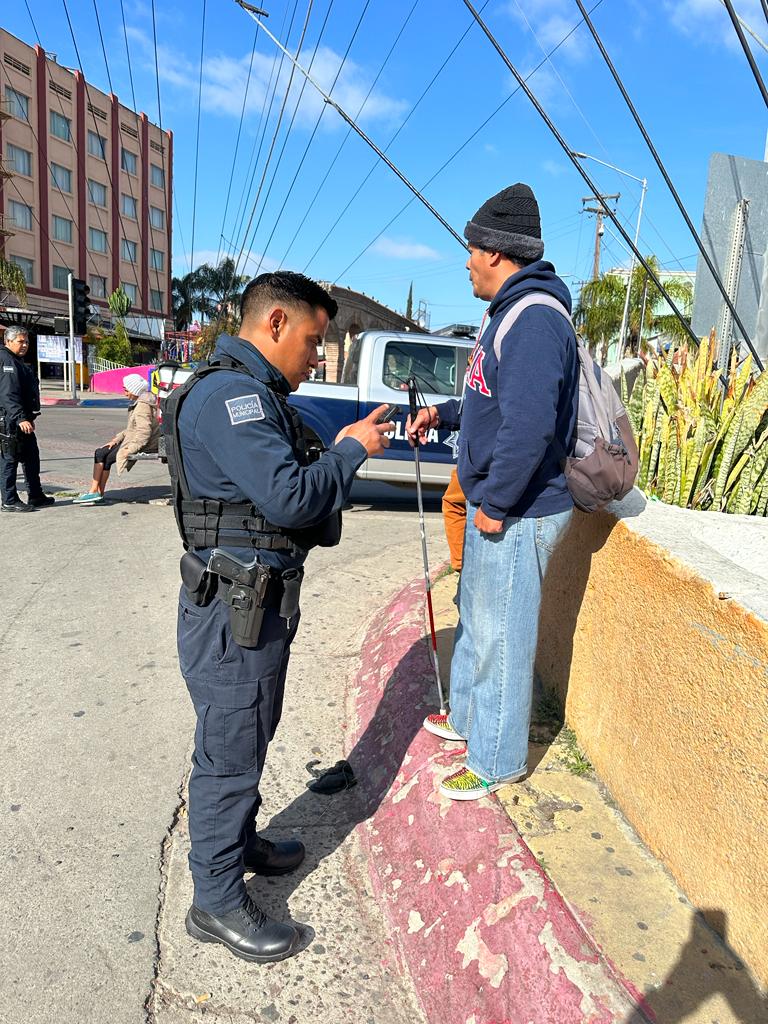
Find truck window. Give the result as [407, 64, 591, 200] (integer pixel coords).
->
[341, 337, 362, 385]
[382, 341, 456, 395]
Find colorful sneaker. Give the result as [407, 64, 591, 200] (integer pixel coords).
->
[439, 766, 509, 801]
[423, 713, 464, 742]
[73, 492, 103, 504]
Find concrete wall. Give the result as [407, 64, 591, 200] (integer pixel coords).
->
[536, 491, 768, 987]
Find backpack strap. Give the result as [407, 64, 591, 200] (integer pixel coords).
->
[492, 292, 573, 361]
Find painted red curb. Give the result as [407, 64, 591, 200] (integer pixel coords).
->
[41, 396, 79, 406]
[347, 576, 649, 1024]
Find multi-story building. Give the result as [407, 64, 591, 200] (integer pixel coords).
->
[0, 27, 172, 332]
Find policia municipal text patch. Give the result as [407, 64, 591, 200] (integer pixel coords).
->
[225, 393, 265, 425]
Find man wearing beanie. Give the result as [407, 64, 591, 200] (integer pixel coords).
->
[74, 372, 160, 503]
[408, 183, 579, 800]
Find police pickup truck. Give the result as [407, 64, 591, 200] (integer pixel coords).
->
[156, 330, 475, 487]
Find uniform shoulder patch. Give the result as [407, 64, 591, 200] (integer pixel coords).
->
[3, 366, 14, 373]
[225, 392, 265, 426]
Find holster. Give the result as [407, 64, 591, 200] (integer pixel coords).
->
[0, 411, 19, 460]
[179, 551, 217, 607]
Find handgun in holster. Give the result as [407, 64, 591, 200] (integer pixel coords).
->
[0, 410, 19, 459]
[208, 549, 271, 648]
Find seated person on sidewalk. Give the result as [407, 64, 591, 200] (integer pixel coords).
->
[74, 374, 159, 504]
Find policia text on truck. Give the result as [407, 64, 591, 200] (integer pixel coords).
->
[164, 271, 394, 964]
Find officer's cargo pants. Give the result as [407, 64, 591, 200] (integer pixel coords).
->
[1, 431, 43, 505]
[177, 586, 299, 914]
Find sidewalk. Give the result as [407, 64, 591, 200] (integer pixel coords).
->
[362, 571, 765, 1024]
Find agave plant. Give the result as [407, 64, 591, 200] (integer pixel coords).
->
[626, 336, 768, 515]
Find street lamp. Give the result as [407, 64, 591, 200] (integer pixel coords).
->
[572, 152, 648, 357]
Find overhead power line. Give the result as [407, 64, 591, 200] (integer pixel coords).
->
[278, 0, 412, 270]
[453, 1, 700, 352]
[572, 0, 763, 370]
[303, 0, 488, 274]
[236, 0, 466, 249]
[721, 0, 768, 106]
[190, 0, 208, 268]
[333, 0, 605, 284]
[214, 26, 261, 271]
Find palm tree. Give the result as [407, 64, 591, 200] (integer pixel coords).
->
[575, 256, 694, 364]
[195, 257, 248, 321]
[172, 271, 203, 331]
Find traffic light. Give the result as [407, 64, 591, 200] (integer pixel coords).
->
[72, 278, 90, 335]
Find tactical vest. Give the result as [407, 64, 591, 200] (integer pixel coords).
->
[163, 355, 341, 553]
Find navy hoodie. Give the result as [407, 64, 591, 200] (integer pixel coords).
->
[435, 261, 578, 520]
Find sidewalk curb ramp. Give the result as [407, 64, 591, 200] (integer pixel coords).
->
[348, 575, 649, 1024]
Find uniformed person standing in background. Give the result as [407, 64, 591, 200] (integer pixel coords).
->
[165, 272, 392, 964]
[0, 326, 55, 512]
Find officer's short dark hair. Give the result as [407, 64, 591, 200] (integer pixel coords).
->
[240, 272, 338, 324]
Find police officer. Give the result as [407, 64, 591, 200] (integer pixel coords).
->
[0, 326, 55, 511]
[167, 272, 392, 964]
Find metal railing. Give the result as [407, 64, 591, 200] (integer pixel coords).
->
[92, 357, 129, 373]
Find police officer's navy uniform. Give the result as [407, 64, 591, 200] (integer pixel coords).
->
[0, 343, 47, 508]
[172, 334, 366, 949]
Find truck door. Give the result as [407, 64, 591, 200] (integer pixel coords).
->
[360, 335, 471, 486]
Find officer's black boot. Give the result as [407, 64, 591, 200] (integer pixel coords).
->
[185, 897, 299, 963]
[243, 833, 306, 876]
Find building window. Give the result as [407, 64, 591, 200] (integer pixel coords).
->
[87, 179, 107, 207]
[9, 255, 34, 284]
[88, 130, 107, 159]
[122, 281, 137, 304]
[122, 238, 137, 263]
[121, 193, 137, 219]
[9, 200, 33, 231]
[4, 86, 29, 121]
[150, 205, 165, 230]
[52, 265, 72, 291]
[52, 215, 73, 243]
[90, 274, 107, 298]
[50, 110, 72, 141]
[150, 163, 164, 189]
[121, 148, 137, 175]
[50, 162, 72, 194]
[89, 227, 108, 254]
[150, 248, 164, 272]
[150, 288, 164, 312]
[7, 143, 32, 177]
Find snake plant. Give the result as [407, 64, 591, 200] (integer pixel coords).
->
[626, 336, 768, 515]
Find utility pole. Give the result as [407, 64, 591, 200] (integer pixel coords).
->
[582, 194, 619, 280]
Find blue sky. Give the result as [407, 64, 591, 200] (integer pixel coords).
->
[5, 0, 767, 326]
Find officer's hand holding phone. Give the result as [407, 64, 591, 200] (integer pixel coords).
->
[335, 404, 395, 456]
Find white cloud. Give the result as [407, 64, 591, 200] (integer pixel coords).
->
[505, 0, 591, 63]
[542, 158, 567, 176]
[126, 27, 406, 129]
[663, 0, 766, 52]
[372, 237, 441, 261]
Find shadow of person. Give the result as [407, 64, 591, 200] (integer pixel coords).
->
[626, 910, 768, 1024]
[249, 627, 447, 924]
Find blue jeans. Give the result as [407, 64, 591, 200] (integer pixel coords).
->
[448, 506, 573, 783]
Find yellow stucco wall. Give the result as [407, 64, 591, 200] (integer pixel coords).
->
[536, 511, 768, 987]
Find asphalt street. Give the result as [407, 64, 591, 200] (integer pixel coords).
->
[1, 403, 445, 1023]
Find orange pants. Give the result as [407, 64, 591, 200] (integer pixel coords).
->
[442, 467, 467, 571]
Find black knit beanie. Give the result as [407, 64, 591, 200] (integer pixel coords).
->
[464, 183, 544, 261]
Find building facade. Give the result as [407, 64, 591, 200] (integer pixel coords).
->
[0, 27, 172, 327]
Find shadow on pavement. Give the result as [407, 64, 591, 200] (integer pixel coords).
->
[252, 628, 444, 923]
[626, 910, 767, 1024]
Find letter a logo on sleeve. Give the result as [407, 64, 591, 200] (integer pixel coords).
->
[225, 393, 265, 425]
[466, 348, 491, 397]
